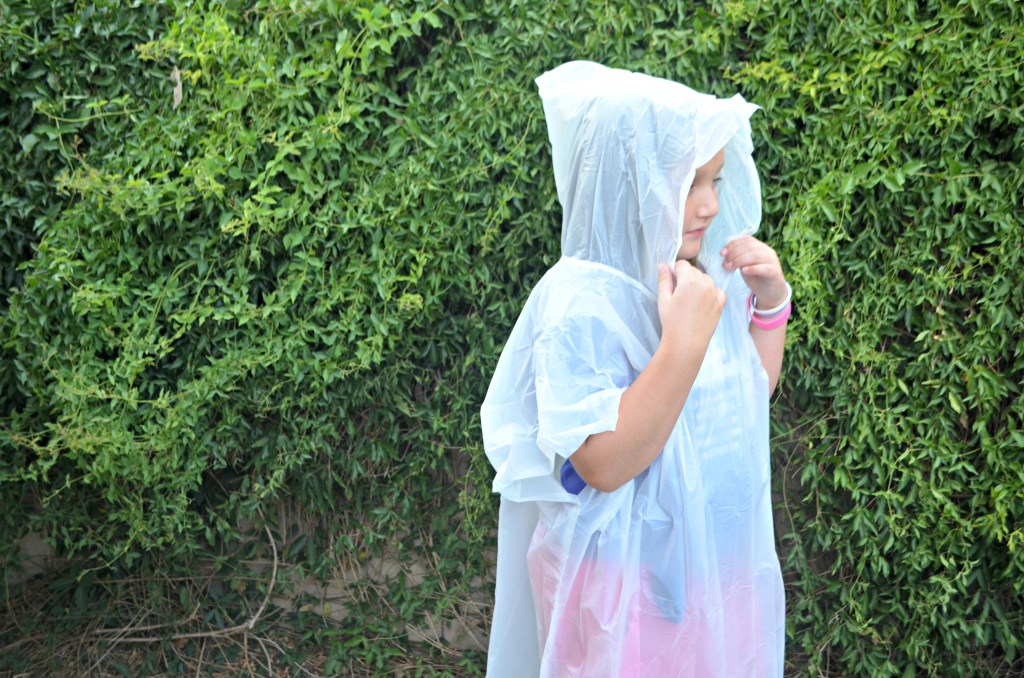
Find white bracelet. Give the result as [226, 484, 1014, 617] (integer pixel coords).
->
[751, 282, 792, 317]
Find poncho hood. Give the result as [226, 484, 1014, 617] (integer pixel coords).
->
[536, 60, 762, 292]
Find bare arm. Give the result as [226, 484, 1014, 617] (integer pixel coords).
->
[570, 261, 724, 493]
[750, 317, 787, 394]
[720, 236, 789, 394]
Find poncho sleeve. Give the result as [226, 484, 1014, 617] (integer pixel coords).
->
[535, 314, 632, 462]
[483, 311, 634, 504]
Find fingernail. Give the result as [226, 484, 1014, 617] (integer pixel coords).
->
[720, 248, 726, 255]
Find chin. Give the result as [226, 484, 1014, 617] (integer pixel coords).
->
[675, 244, 700, 261]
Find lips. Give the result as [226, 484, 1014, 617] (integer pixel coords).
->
[684, 228, 706, 238]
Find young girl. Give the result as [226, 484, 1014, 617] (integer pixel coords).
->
[481, 61, 789, 677]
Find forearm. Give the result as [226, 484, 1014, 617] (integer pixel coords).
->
[570, 339, 706, 493]
[750, 322, 786, 394]
[719, 236, 788, 393]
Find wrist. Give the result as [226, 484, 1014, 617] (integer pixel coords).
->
[752, 280, 790, 311]
[747, 284, 792, 330]
[749, 308, 790, 330]
[657, 328, 711, 367]
[754, 295, 786, 311]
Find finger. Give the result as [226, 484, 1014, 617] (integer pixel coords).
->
[738, 263, 781, 279]
[674, 259, 696, 284]
[724, 242, 765, 266]
[657, 263, 675, 299]
[725, 249, 774, 271]
[720, 235, 760, 257]
[678, 261, 712, 291]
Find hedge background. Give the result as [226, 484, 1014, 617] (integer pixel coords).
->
[1, 0, 1022, 675]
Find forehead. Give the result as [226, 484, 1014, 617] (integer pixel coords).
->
[695, 148, 726, 175]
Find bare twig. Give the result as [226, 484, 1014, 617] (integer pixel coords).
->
[0, 632, 47, 656]
[92, 602, 200, 634]
[195, 638, 206, 678]
[94, 521, 278, 645]
[253, 633, 274, 676]
[255, 635, 321, 678]
[86, 603, 153, 672]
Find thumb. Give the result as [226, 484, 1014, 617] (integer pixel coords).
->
[657, 262, 675, 300]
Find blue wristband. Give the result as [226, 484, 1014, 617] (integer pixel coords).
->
[560, 458, 587, 495]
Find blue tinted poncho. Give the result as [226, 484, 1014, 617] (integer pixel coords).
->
[481, 61, 785, 677]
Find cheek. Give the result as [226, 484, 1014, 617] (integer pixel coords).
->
[682, 195, 697, 226]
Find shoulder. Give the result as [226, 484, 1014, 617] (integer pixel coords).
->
[530, 258, 658, 335]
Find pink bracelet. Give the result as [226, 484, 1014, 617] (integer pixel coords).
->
[747, 292, 791, 330]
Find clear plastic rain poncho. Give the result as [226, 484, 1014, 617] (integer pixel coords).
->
[480, 62, 785, 677]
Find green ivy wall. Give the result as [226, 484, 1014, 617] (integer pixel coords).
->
[1, 0, 1021, 675]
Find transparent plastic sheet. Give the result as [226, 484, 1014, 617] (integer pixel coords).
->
[481, 62, 784, 677]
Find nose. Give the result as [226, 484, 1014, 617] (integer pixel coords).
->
[695, 185, 720, 219]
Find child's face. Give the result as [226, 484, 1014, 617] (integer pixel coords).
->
[676, 148, 725, 261]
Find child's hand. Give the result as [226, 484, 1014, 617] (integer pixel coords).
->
[720, 237, 788, 308]
[657, 260, 725, 351]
